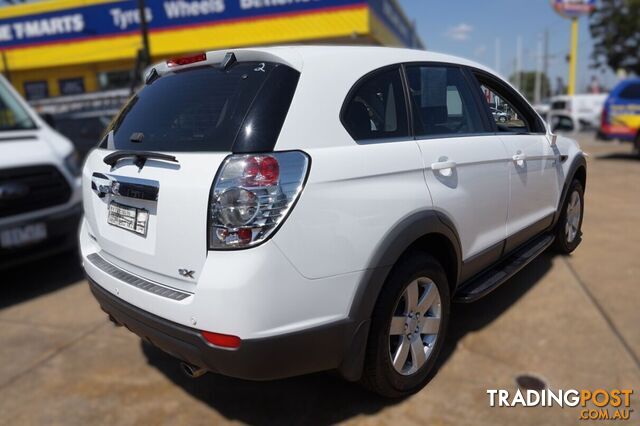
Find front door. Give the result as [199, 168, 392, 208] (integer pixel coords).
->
[473, 74, 561, 253]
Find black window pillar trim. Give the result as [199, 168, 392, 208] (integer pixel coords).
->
[398, 63, 415, 139]
[462, 66, 498, 133]
[231, 65, 301, 154]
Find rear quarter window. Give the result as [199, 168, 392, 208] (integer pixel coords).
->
[341, 66, 409, 143]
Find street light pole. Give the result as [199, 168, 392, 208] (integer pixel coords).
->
[137, 0, 151, 68]
[567, 17, 578, 96]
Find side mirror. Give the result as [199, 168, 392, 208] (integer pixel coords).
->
[40, 113, 56, 128]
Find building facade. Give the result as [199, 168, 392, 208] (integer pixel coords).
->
[0, 0, 422, 99]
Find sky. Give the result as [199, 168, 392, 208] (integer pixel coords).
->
[398, 0, 618, 94]
[0, 0, 618, 94]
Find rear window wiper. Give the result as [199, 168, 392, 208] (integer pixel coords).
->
[103, 150, 179, 170]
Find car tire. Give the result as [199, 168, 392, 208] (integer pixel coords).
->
[552, 179, 584, 254]
[499, 116, 507, 123]
[361, 252, 450, 398]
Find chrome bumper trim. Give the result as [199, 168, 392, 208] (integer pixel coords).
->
[87, 253, 192, 301]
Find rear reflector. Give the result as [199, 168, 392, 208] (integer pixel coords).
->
[201, 331, 241, 349]
[167, 53, 207, 67]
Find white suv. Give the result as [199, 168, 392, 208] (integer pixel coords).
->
[0, 75, 82, 269]
[80, 47, 586, 397]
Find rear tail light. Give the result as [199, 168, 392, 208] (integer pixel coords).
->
[167, 53, 207, 67]
[208, 151, 310, 249]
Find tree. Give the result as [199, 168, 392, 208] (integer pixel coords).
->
[508, 71, 552, 102]
[590, 0, 640, 75]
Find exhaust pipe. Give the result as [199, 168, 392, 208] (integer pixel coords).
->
[180, 362, 207, 379]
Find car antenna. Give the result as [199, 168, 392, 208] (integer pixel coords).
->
[145, 67, 159, 85]
[221, 52, 237, 70]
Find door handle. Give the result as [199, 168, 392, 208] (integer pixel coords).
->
[431, 161, 457, 177]
[512, 153, 527, 167]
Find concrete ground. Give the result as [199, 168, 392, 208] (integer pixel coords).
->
[0, 134, 638, 425]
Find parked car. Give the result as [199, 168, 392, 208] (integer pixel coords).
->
[0, 75, 82, 270]
[597, 78, 640, 152]
[548, 93, 607, 132]
[490, 107, 511, 122]
[80, 46, 586, 397]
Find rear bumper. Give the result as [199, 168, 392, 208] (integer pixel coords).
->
[89, 278, 358, 380]
[0, 203, 81, 270]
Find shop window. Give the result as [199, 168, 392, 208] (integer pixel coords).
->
[98, 70, 133, 90]
[59, 78, 86, 96]
[23, 81, 49, 101]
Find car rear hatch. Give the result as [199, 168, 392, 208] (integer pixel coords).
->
[82, 57, 299, 292]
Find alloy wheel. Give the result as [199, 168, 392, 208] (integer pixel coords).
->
[565, 190, 581, 243]
[388, 277, 442, 375]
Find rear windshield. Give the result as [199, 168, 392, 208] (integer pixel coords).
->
[102, 61, 299, 152]
[0, 81, 36, 132]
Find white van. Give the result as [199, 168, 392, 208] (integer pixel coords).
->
[0, 75, 82, 269]
[548, 93, 607, 132]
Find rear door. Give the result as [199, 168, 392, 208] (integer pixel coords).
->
[82, 61, 298, 290]
[472, 71, 560, 253]
[406, 64, 510, 277]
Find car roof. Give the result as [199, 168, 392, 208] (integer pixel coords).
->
[153, 45, 499, 80]
[222, 45, 495, 75]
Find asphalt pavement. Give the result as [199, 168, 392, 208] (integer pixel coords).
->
[0, 133, 638, 425]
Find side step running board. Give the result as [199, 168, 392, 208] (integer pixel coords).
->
[454, 234, 555, 303]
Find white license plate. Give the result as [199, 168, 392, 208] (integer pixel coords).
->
[107, 202, 149, 236]
[0, 222, 47, 248]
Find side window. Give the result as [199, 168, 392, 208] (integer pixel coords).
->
[405, 65, 487, 137]
[342, 67, 409, 142]
[479, 84, 530, 133]
[473, 72, 546, 134]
